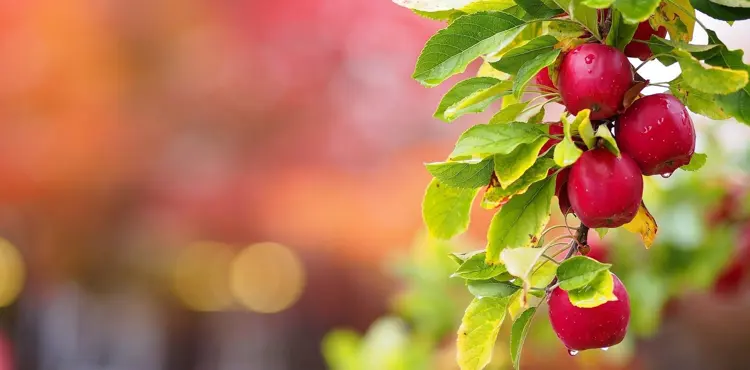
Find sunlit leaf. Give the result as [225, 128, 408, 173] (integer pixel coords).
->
[554, 0, 600, 38]
[709, 0, 750, 7]
[605, 10, 639, 50]
[413, 12, 527, 86]
[454, 252, 509, 279]
[516, 0, 564, 18]
[615, 0, 660, 23]
[690, 0, 750, 20]
[567, 270, 618, 308]
[510, 308, 537, 370]
[423, 179, 480, 239]
[651, 0, 695, 42]
[578, 118, 595, 149]
[680, 152, 707, 172]
[595, 125, 620, 157]
[426, 157, 495, 188]
[623, 201, 658, 248]
[513, 49, 562, 98]
[669, 77, 729, 120]
[673, 49, 748, 95]
[556, 256, 613, 291]
[494, 138, 548, 188]
[501, 247, 546, 285]
[486, 177, 556, 263]
[450, 123, 548, 158]
[482, 157, 557, 209]
[467, 279, 520, 297]
[456, 297, 510, 370]
[491, 35, 559, 75]
[435, 78, 511, 122]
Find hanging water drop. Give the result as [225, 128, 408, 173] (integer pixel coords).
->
[660, 172, 673, 179]
[568, 349, 579, 356]
[601, 347, 609, 352]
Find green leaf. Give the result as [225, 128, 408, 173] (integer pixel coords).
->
[681, 152, 707, 171]
[529, 259, 559, 288]
[615, 0, 661, 23]
[690, 0, 750, 20]
[454, 252, 509, 279]
[322, 330, 361, 370]
[556, 256, 613, 291]
[642, 36, 718, 66]
[567, 270, 618, 308]
[513, 49, 562, 98]
[394, 0, 514, 12]
[482, 157, 557, 209]
[553, 137, 583, 167]
[494, 138, 548, 188]
[423, 179, 480, 239]
[516, 0, 565, 18]
[413, 12, 527, 86]
[490, 102, 530, 124]
[435, 78, 511, 122]
[651, 0, 695, 42]
[669, 77, 729, 120]
[578, 117, 595, 149]
[595, 228, 609, 239]
[462, 0, 522, 13]
[595, 125, 620, 157]
[545, 20, 587, 39]
[583, 0, 614, 7]
[709, 0, 750, 7]
[605, 10, 639, 50]
[555, 0, 601, 39]
[450, 250, 484, 265]
[491, 35, 559, 75]
[486, 177, 556, 263]
[413, 9, 464, 21]
[698, 30, 750, 124]
[500, 247, 546, 286]
[510, 308, 537, 370]
[467, 279, 520, 297]
[674, 49, 748, 95]
[426, 157, 495, 188]
[456, 297, 510, 370]
[450, 122, 548, 158]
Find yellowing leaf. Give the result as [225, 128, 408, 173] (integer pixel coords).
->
[494, 137, 548, 188]
[674, 49, 749, 95]
[651, 0, 695, 42]
[623, 201, 658, 248]
[456, 297, 510, 370]
[567, 270, 618, 308]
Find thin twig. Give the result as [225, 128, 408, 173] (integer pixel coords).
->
[544, 224, 590, 294]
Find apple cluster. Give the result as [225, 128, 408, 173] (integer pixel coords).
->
[538, 22, 695, 353]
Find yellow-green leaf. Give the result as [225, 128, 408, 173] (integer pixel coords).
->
[553, 137, 583, 167]
[669, 77, 729, 120]
[567, 270, 618, 308]
[651, 0, 695, 42]
[674, 49, 748, 95]
[623, 201, 658, 248]
[426, 157, 495, 188]
[454, 252, 509, 279]
[595, 125, 620, 157]
[451, 123, 548, 158]
[486, 177, 556, 263]
[494, 138, 548, 188]
[501, 247, 546, 285]
[456, 297, 510, 370]
[510, 308, 537, 370]
[680, 152, 707, 172]
[556, 256, 612, 291]
[423, 179, 480, 239]
[482, 157, 557, 209]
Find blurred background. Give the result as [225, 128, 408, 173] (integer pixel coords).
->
[0, 1, 749, 369]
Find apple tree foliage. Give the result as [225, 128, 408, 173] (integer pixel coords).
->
[392, 0, 750, 369]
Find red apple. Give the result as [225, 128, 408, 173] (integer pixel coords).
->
[615, 93, 695, 176]
[555, 167, 573, 215]
[568, 148, 643, 228]
[540, 122, 563, 154]
[624, 21, 668, 61]
[558, 44, 633, 120]
[548, 273, 630, 351]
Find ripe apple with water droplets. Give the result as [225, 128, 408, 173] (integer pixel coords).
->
[568, 148, 643, 228]
[558, 44, 633, 120]
[615, 94, 695, 176]
[548, 273, 630, 351]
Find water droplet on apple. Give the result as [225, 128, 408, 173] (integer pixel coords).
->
[585, 54, 595, 64]
[601, 347, 609, 352]
[660, 172, 673, 178]
[568, 349, 579, 356]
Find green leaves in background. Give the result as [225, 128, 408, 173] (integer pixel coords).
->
[435, 78, 511, 122]
[566, 270, 618, 308]
[513, 49, 561, 97]
[509, 308, 537, 370]
[450, 123, 548, 158]
[426, 157, 495, 188]
[491, 35, 559, 75]
[494, 138, 548, 188]
[669, 77, 729, 120]
[605, 10, 639, 50]
[486, 176, 556, 263]
[456, 297, 510, 370]
[556, 256, 613, 291]
[423, 179, 479, 239]
[690, 0, 750, 20]
[453, 252, 509, 279]
[413, 12, 527, 86]
[681, 152, 708, 171]
[673, 49, 748, 95]
[482, 157, 557, 209]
